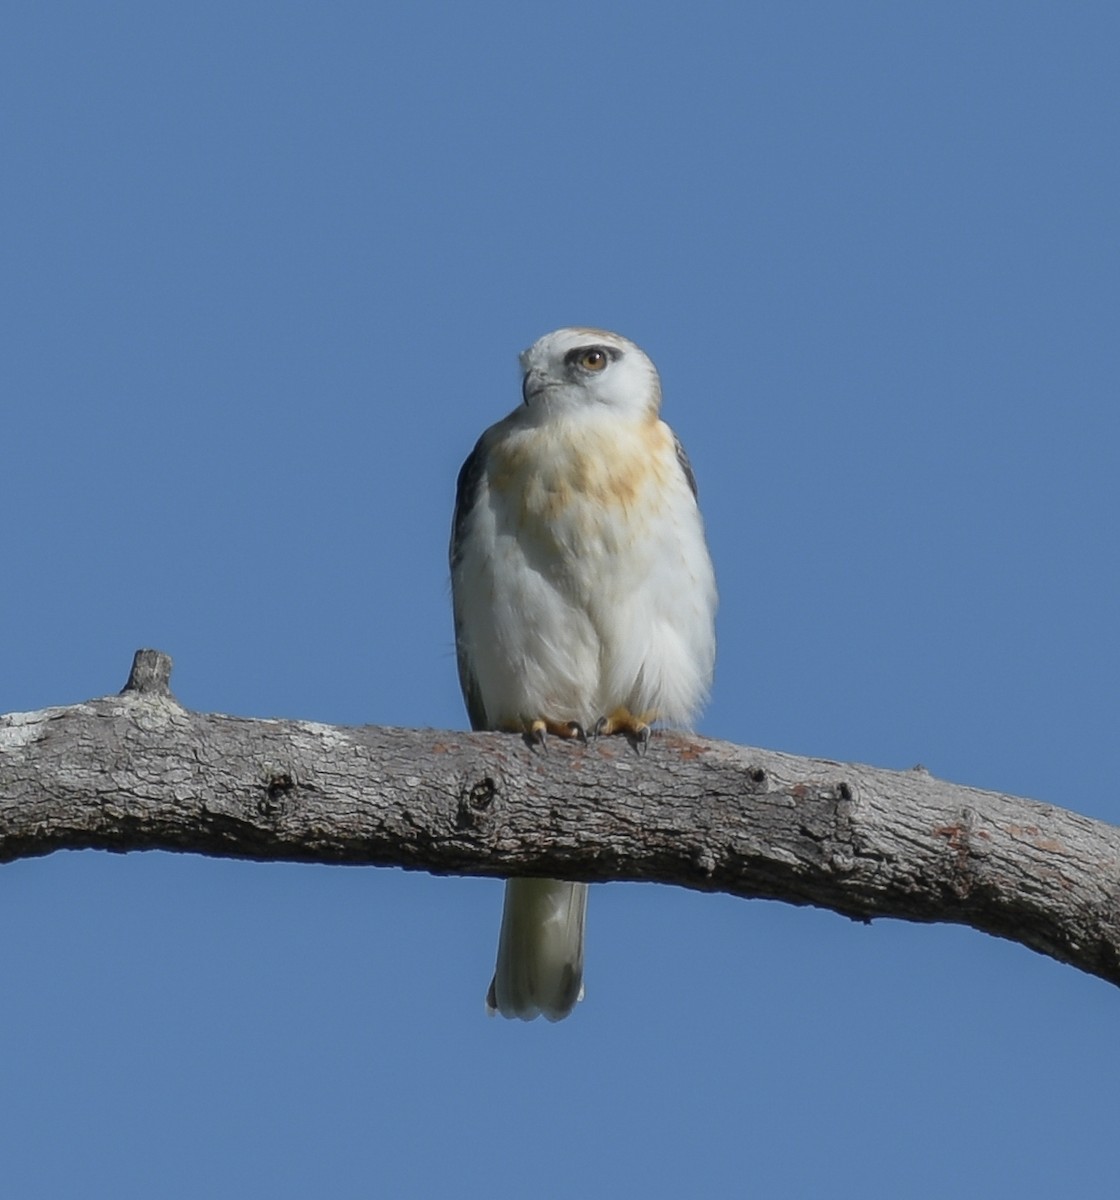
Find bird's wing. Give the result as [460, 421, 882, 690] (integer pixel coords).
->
[450, 436, 490, 731]
[672, 430, 699, 499]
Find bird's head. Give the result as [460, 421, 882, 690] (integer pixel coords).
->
[518, 328, 662, 422]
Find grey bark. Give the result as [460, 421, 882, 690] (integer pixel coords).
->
[2, 649, 1119, 986]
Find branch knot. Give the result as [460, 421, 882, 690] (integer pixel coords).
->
[457, 776, 498, 829]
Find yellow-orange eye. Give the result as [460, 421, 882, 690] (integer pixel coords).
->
[578, 348, 609, 372]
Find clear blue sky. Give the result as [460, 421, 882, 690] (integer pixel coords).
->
[3, 3, 1118, 1196]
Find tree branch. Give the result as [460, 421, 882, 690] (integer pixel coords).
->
[3, 649, 1119, 986]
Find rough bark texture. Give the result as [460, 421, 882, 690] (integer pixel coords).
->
[3, 650, 1119, 986]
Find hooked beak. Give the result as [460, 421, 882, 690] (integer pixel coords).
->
[521, 368, 547, 405]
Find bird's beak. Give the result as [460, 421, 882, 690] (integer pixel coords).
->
[522, 368, 546, 405]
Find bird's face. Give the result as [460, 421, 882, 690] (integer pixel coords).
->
[519, 328, 662, 421]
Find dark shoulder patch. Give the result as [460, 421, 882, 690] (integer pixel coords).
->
[450, 436, 487, 569]
[450, 437, 490, 731]
[673, 432, 699, 500]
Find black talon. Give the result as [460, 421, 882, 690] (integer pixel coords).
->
[567, 721, 589, 743]
[633, 725, 652, 756]
[591, 716, 609, 741]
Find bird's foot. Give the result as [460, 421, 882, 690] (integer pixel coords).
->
[591, 709, 654, 755]
[526, 718, 589, 751]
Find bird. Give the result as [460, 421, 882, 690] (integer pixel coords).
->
[450, 327, 717, 1021]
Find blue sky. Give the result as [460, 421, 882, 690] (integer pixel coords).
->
[2, 3, 1118, 1196]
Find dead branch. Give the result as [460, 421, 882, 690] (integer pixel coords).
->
[2, 649, 1118, 986]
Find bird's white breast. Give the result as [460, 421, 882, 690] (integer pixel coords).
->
[455, 408, 716, 731]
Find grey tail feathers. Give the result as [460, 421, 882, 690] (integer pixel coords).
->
[486, 878, 587, 1022]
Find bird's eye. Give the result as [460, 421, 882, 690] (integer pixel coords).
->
[578, 348, 609, 372]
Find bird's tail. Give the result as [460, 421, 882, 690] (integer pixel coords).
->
[486, 878, 587, 1022]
